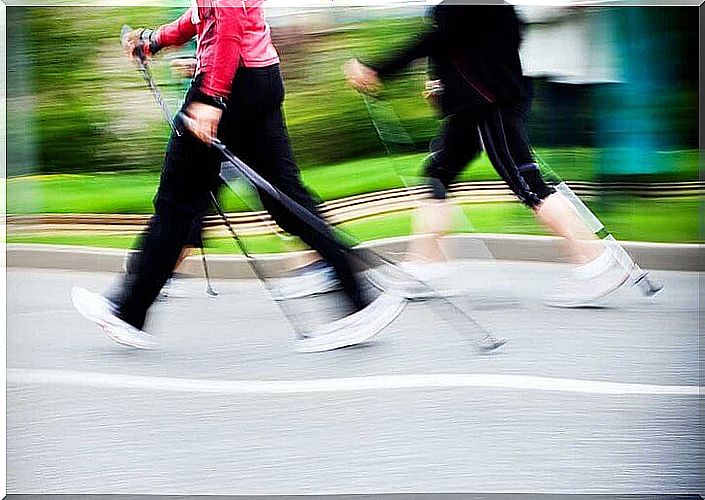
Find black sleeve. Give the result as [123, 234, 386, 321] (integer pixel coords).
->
[365, 28, 441, 79]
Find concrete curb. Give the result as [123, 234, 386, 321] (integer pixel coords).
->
[6, 235, 701, 278]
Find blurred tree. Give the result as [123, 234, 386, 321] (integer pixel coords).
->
[7, 8, 37, 178]
[4, 6, 697, 176]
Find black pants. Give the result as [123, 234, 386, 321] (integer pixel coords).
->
[114, 65, 366, 330]
[115, 214, 203, 280]
[184, 215, 204, 248]
[425, 103, 554, 207]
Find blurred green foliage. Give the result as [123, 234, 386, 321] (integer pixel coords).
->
[7, 7, 173, 175]
[6, 6, 699, 177]
[7, 9, 437, 174]
[280, 17, 440, 166]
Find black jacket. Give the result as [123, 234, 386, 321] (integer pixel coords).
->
[370, 2, 529, 115]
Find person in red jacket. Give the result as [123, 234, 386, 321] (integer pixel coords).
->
[71, 1, 404, 352]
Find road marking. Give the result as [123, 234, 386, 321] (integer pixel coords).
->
[10, 309, 78, 318]
[7, 369, 702, 397]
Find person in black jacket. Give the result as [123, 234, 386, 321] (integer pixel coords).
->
[345, 2, 629, 306]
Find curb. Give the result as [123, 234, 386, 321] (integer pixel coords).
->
[6, 235, 702, 278]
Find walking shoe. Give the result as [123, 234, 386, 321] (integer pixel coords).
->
[366, 261, 461, 301]
[158, 273, 194, 300]
[275, 259, 460, 302]
[296, 293, 406, 353]
[70, 287, 156, 350]
[275, 260, 341, 300]
[546, 250, 630, 308]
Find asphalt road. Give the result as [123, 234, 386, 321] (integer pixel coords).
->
[6, 262, 703, 494]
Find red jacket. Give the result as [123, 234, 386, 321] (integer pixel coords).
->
[155, 0, 280, 99]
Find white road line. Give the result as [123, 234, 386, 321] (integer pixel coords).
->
[10, 309, 78, 318]
[6, 369, 702, 396]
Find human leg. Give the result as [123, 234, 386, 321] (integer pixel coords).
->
[410, 112, 483, 262]
[478, 105, 603, 264]
[115, 123, 220, 329]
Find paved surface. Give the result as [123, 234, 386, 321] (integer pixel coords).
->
[6, 263, 703, 494]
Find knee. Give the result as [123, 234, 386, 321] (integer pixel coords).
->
[516, 163, 555, 208]
[427, 177, 449, 200]
[424, 151, 479, 200]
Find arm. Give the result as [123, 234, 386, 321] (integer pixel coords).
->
[345, 26, 440, 95]
[154, 8, 198, 49]
[122, 8, 196, 60]
[198, 1, 246, 99]
[184, 2, 247, 144]
[367, 29, 440, 79]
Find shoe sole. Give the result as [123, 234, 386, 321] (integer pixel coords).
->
[402, 288, 465, 302]
[296, 299, 406, 353]
[102, 325, 155, 350]
[364, 269, 462, 302]
[71, 287, 155, 350]
[275, 278, 341, 301]
[545, 271, 631, 309]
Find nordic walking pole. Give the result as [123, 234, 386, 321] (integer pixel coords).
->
[179, 113, 507, 351]
[208, 191, 309, 339]
[122, 25, 223, 297]
[121, 25, 181, 137]
[362, 85, 662, 298]
[360, 93, 495, 261]
[199, 245, 218, 296]
[537, 159, 664, 297]
[119, 25, 506, 351]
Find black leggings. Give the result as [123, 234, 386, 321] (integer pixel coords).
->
[114, 65, 366, 329]
[425, 104, 554, 207]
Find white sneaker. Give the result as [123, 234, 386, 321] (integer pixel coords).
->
[296, 293, 406, 353]
[546, 251, 630, 308]
[275, 260, 341, 300]
[161, 274, 194, 300]
[70, 287, 156, 350]
[366, 261, 460, 301]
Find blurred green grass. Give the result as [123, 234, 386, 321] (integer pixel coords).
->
[8, 197, 700, 249]
[7, 148, 700, 214]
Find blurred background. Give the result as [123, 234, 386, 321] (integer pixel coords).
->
[5, 2, 701, 253]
